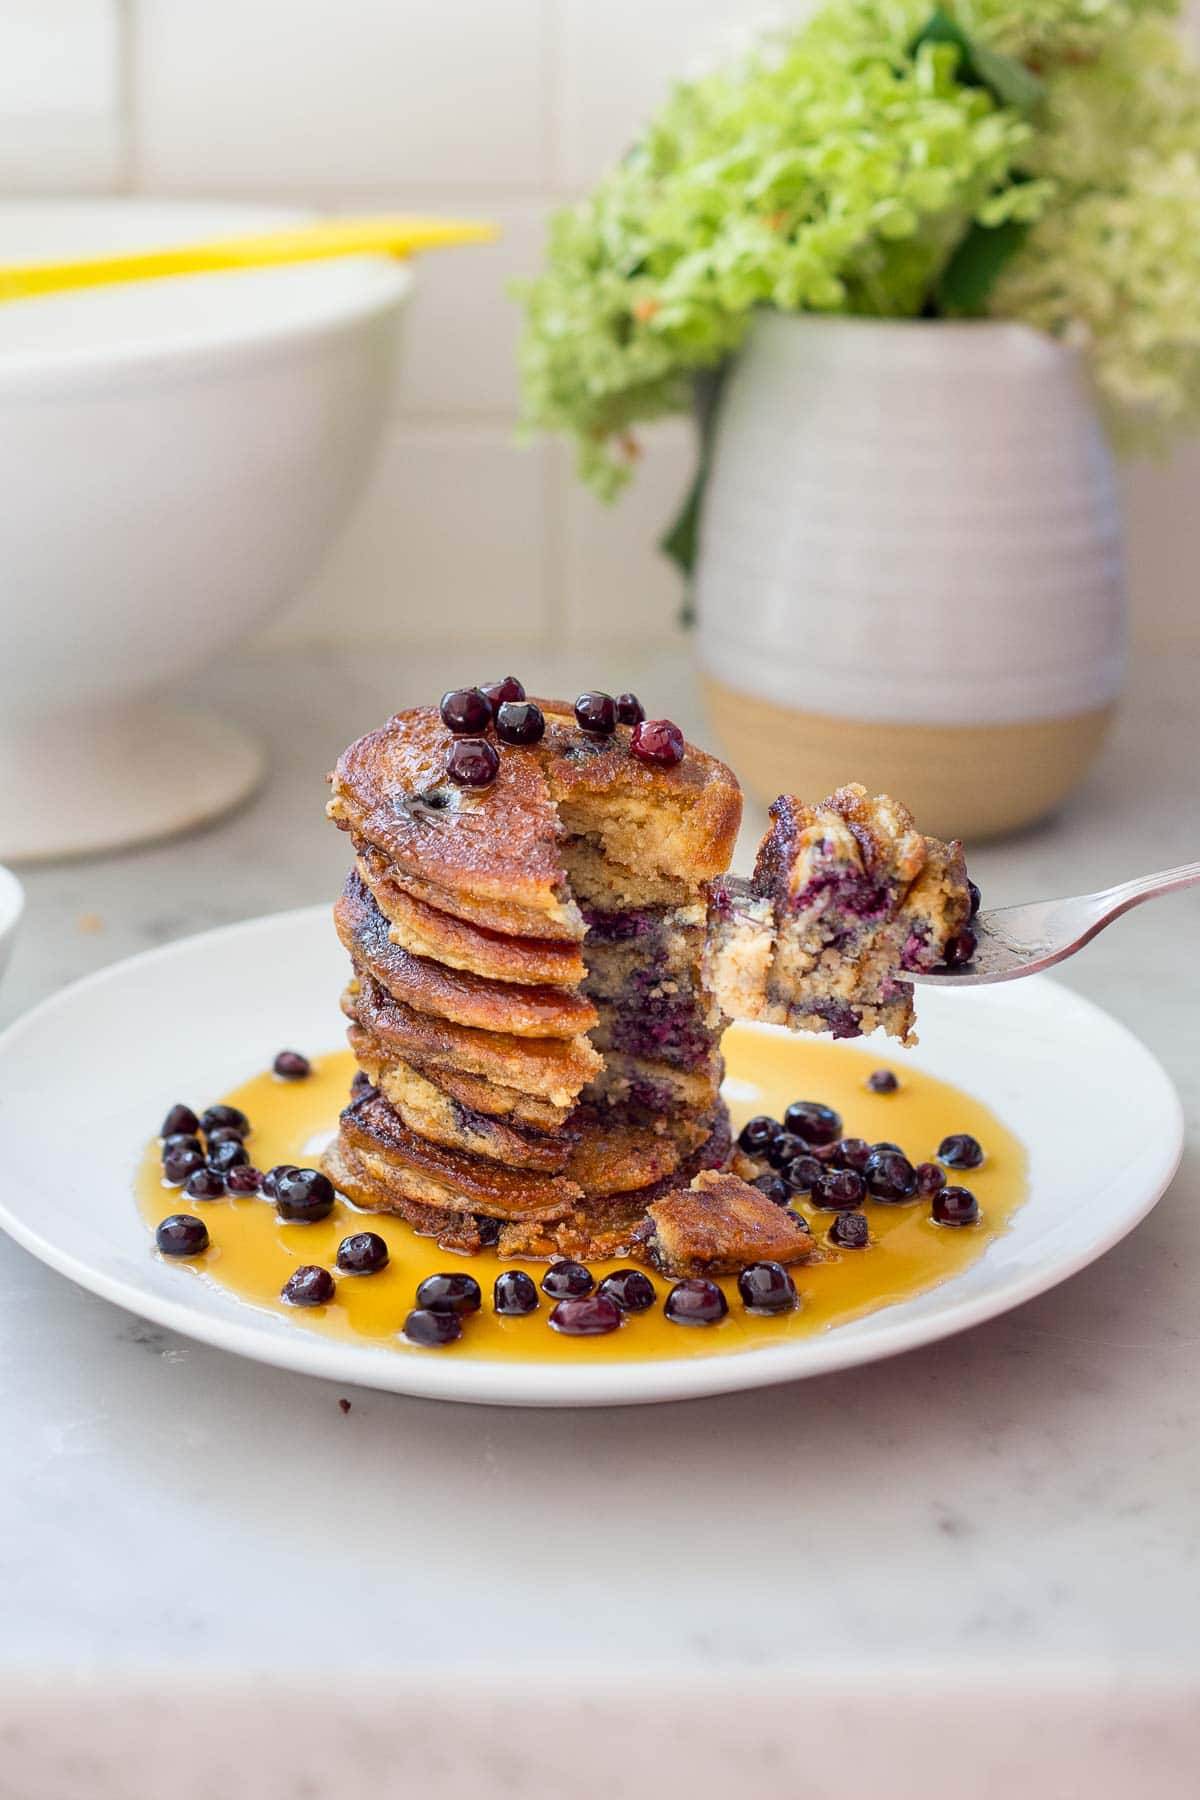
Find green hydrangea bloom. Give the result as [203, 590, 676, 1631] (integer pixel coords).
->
[517, 0, 1200, 497]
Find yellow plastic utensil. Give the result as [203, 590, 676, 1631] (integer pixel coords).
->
[0, 214, 497, 303]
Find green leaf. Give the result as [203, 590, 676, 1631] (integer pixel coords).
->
[659, 464, 704, 586]
[968, 38, 1043, 114]
[911, 8, 1043, 115]
[936, 216, 1030, 314]
[660, 362, 730, 608]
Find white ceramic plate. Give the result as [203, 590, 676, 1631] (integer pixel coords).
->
[0, 908, 1182, 1408]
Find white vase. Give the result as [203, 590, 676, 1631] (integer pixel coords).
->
[694, 313, 1125, 839]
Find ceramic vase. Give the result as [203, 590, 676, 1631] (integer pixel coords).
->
[694, 314, 1125, 839]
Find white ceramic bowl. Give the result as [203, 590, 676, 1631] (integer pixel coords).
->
[0, 864, 24, 984]
[0, 200, 411, 862]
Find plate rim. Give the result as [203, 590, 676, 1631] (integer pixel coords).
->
[0, 905, 1185, 1408]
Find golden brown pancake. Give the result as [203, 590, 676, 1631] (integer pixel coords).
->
[348, 1026, 573, 1133]
[360, 1053, 573, 1173]
[495, 1103, 733, 1261]
[327, 701, 741, 937]
[336, 870, 596, 1039]
[335, 1092, 582, 1220]
[348, 976, 601, 1109]
[324, 1138, 495, 1255]
[357, 844, 586, 986]
[563, 1107, 705, 1198]
[640, 1171, 816, 1277]
[584, 1047, 724, 1117]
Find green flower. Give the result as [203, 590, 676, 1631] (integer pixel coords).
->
[517, 0, 1200, 500]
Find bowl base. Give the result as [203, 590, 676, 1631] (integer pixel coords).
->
[0, 702, 263, 862]
[702, 675, 1114, 841]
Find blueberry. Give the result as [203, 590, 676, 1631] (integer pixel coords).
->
[273, 1049, 311, 1080]
[829, 1211, 870, 1249]
[916, 1161, 946, 1197]
[162, 1130, 203, 1159]
[766, 1131, 808, 1170]
[160, 1103, 199, 1139]
[226, 1165, 263, 1195]
[813, 1167, 867, 1211]
[864, 1149, 918, 1202]
[752, 1171, 792, 1206]
[866, 1069, 899, 1094]
[967, 879, 982, 919]
[874, 1142, 904, 1155]
[541, 1261, 594, 1300]
[204, 1125, 246, 1148]
[789, 1211, 812, 1234]
[494, 1270, 539, 1315]
[274, 1167, 336, 1222]
[446, 737, 500, 788]
[574, 691, 617, 736]
[440, 687, 493, 734]
[207, 1138, 249, 1175]
[598, 1268, 656, 1312]
[495, 701, 545, 745]
[630, 719, 685, 767]
[262, 1164, 299, 1199]
[938, 1133, 984, 1170]
[783, 1154, 825, 1196]
[415, 1272, 482, 1315]
[403, 1307, 462, 1346]
[350, 1070, 377, 1102]
[480, 676, 525, 709]
[336, 1232, 389, 1275]
[161, 1144, 205, 1185]
[664, 1279, 728, 1326]
[281, 1265, 335, 1307]
[200, 1104, 250, 1138]
[783, 1101, 842, 1146]
[943, 929, 977, 967]
[549, 1295, 623, 1335]
[830, 1137, 872, 1172]
[737, 1262, 798, 1314]
[184, 1167, 226, 1202]
[474, 1214, 502, 1247]
[933, 1185, 980, 1226]
[156, 1214, 209, 1256]
[614, 692, 645, 726]
[737, 1114, 781, 1155]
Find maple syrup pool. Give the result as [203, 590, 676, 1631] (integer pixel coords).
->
[137, 1031, 1027, 1364]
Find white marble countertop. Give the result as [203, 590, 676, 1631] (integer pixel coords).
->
[2, 645, 1198, 1799]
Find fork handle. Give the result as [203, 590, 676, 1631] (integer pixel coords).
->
[1085, 862, 1200, 928]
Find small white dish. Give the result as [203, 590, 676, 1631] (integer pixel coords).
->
[0, 906, 1182, 1408]
[0, 863, 24, 983]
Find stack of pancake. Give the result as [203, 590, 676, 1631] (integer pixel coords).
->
[322, 698, 744, 1260]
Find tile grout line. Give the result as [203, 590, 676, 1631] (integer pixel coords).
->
[114, 0, 138, 192]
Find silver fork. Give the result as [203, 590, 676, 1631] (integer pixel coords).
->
[909, 862, 1200, 986]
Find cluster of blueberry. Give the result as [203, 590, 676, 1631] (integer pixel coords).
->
[438, 676, 686, 790]
[739, 1089, 985, 1244]
[152, 1062, 343, 1264]
[401, 1255, 798, 1348]
[151, 1078, 797, 1345]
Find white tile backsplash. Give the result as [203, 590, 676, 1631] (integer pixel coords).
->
[1121, 444, 1200, 651]
[132, 0, 549, 193]
[558, 422, 694, 646]
[263, 426, 551, 649]
[0, 0, 1188, 655]
[377, 197, 547, 420]
[0, 0, 120, 190]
